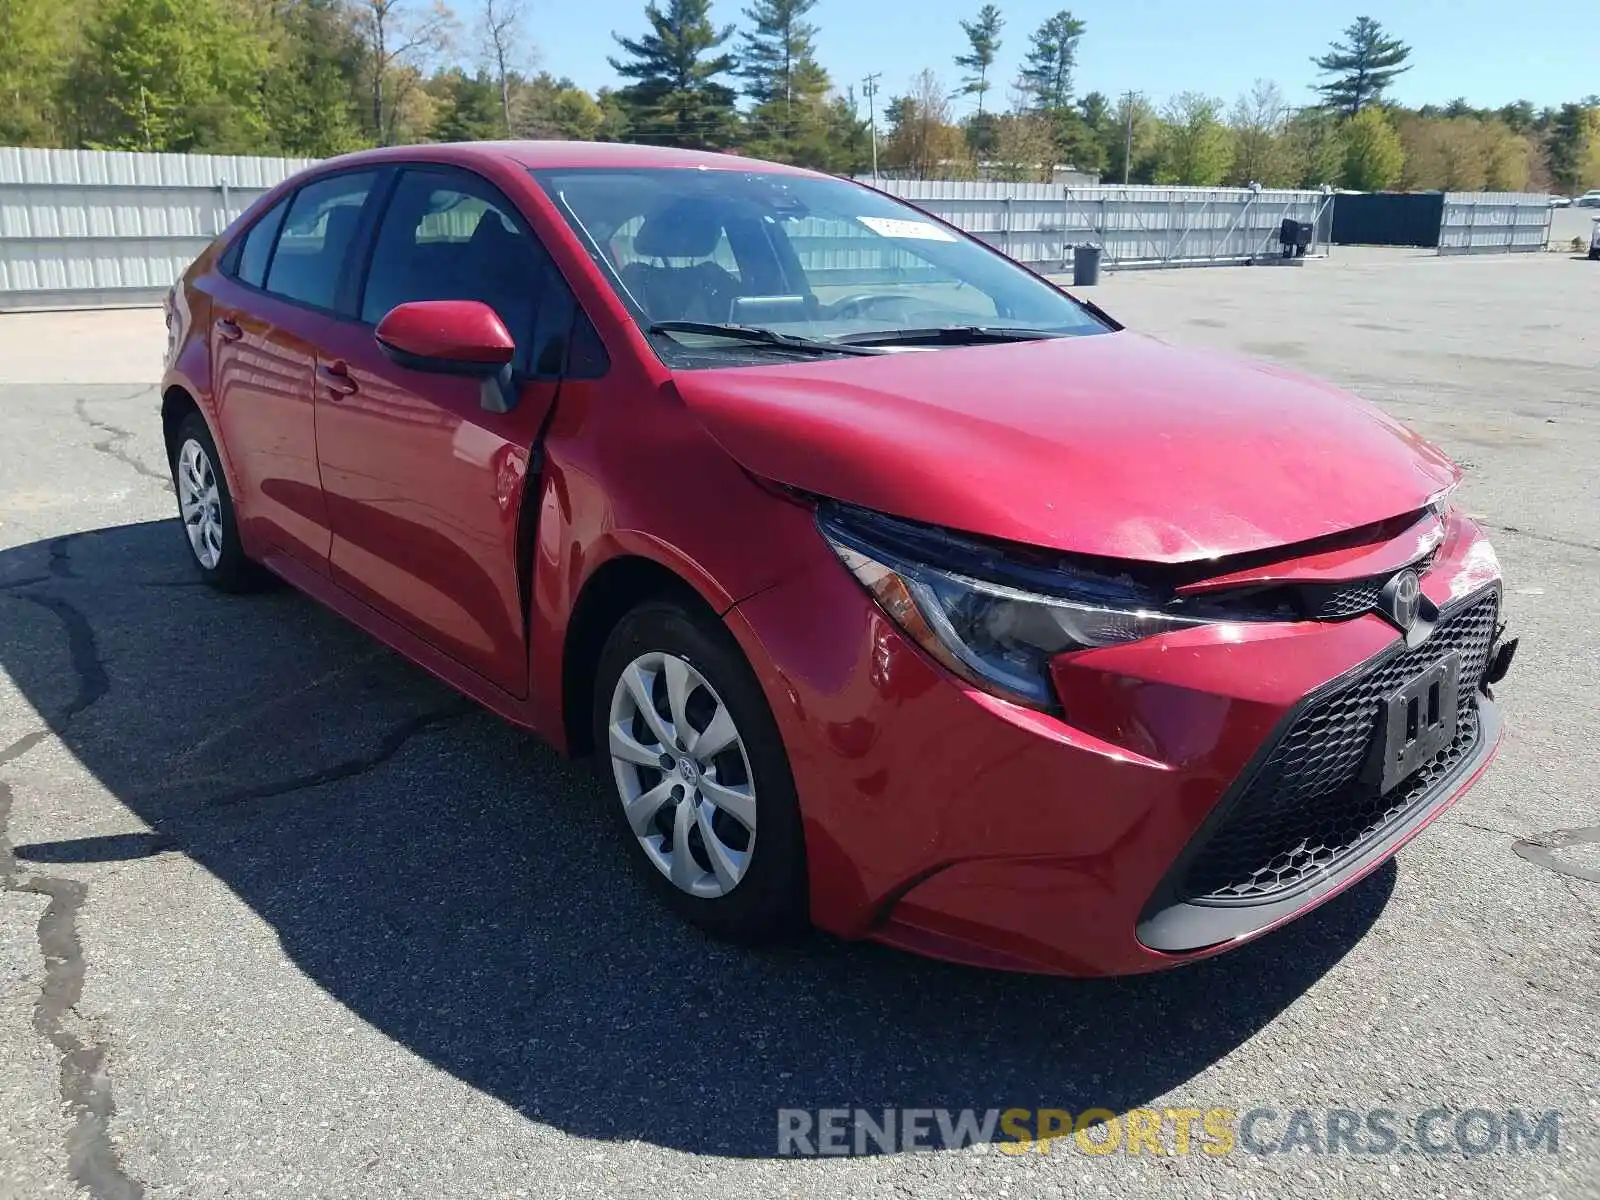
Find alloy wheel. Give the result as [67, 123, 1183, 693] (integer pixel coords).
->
[176, 438, 224, 570]
[607, 650, 758, 898]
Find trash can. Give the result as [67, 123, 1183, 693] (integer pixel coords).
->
[1072, 243, 1102, 286]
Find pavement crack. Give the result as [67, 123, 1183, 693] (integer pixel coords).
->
[191, 704, 474, 811]
[1, 776, 146, 1200]
[16, 593, 110, 721]
[1474, 520, 1600, 553]
[73, 398, 169, 490]
[1456, 818, 1522, 839]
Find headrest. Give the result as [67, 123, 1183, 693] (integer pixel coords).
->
[633, 200, 725, 259]
[322, 203, 361, 248]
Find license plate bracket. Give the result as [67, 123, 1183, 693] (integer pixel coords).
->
[1378, 653, 1461, 793]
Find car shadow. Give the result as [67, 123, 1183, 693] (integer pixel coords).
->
[0, 520, 1394, 1157]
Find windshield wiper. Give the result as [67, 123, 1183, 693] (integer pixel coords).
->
[648, 321, 883, 357]
[830, 326, 1068, 347]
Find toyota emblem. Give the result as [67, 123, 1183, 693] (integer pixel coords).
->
[1383, 569, 1422, 632]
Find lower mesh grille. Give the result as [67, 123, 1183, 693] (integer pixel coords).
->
[1179, 589, 1499, 904]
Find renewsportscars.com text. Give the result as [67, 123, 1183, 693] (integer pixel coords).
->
[776, 1106, 1562, 1157]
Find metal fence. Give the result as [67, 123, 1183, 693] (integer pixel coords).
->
[1437, 192, 1552, 254]
[0, 147, 313, 310]
[0, 147, 1560, 310]
[867, 179, 1334, 269]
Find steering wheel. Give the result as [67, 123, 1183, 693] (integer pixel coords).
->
[827, 293, 921, 322]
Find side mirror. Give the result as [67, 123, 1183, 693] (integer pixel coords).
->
[374, 300, 519, 413]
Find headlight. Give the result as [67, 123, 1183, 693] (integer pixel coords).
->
[820, 507, 1209, 709]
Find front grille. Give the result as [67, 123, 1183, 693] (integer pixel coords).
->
[1308, 578, 1385, 619]
[1178, 589, 1499, 904]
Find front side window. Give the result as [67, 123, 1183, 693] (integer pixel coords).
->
[361, 170, 553, 371]
[532, 167, 1108, 362]
[264, 171, 377, 311]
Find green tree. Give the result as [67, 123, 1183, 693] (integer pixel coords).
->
[738, 0, 820, 107]
[1154, 92, 1231, 185]
[883, 69, 968, 178]
[1547, 103, 1595, 192]
[1102, 92, 1159, 183]
[68, 0, 275, 152]
[0, 0, 86, 145]
[738, 0, 833, 160]
[427, 67, 502, 140]
[261, 0, 370, 156]
[520, 74, 607, 140]
[1285, 106, 1345, 186]
[1313, 16, 1411, 116]
[1226, 79, 1294, 186]
[1497, 100, 1536, 134]
[609, 0, 739, 148]
[1015, 10, 1084, 112]
[954, 4, 1003, 117]
[350, 0, 456, 146]
[1340, 104, 1404, 189]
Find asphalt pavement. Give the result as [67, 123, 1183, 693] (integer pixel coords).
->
[1, 248, 1596, 1199]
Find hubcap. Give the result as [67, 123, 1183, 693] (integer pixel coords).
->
[607, 651, 757, 898]
[176, 438, 223, 570]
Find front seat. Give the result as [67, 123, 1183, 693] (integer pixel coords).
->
[462, 212, 539, 346]
[623, 201, 739, 322]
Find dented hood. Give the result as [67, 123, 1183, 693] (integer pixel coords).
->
[672, 331, 1459, 564]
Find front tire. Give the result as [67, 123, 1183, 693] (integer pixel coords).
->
[593, 600, 807, 942]
[168, 412, 269, 592]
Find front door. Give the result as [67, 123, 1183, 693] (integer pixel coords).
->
[313, 167, 573, 697]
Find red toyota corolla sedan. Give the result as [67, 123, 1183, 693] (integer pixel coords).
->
[160, 141, 1515, 975]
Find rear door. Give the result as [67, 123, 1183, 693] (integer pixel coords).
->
[312, 165, 588, 697]
[209, 170, 381, 573]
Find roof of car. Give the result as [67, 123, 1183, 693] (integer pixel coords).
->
[315, 140, 815, 176]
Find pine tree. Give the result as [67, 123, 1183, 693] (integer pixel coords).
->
[1312, 17, 1411, 116]
[738, 0, 820, 108]
[954, 5, 1002, 116]
[738, 0, 832, 160]
[1547, 103, 1591, 192]
[609, 0, 739, 148]
[1016, 10, 1084, 113]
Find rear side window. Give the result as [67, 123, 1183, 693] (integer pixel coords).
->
[235, 198, 288, 288]
[264, 171, 377, 311]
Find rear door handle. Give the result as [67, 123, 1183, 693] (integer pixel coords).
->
[316, 360, 358, 398]
[214, 317, 242, 342]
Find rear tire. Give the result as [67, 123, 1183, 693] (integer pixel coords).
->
[168, 412, 271, 592]
[592, 600, 807, 943]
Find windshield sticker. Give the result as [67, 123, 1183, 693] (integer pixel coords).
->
[858, 216, 958, 242]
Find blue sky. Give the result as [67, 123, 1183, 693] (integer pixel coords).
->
[526, 0, 1592, 113]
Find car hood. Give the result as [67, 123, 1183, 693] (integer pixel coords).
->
[672, 330, 1459, 564]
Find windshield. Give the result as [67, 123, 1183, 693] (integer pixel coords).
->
[530, 167, 1109, 361]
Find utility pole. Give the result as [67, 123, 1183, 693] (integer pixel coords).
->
[863, 72, 882, 183]
[1121, 90, 1137, 185]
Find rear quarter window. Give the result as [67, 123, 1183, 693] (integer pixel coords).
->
[234, 198, 289, 289]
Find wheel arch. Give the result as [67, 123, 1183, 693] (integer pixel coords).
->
[160, 384, 202, 460]
[560, 554, 725, 758]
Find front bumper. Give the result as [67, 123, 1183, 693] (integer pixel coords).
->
[724, 511, 1505, 976]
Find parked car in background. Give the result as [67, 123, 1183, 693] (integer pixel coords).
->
[1548, 195, 1572, 208]
[1575, 189, 1600, 208]
[159, 141, 1516, 976]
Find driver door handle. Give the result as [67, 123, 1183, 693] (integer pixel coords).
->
[316, 360, 358, 398]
